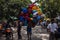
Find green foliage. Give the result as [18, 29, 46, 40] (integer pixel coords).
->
[42, 0, 60, 18]
[0, 0, 31, 20]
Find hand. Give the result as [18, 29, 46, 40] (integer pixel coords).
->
[47, 29, 51, 33]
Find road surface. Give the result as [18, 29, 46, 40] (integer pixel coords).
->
[0, 26, 49, 40]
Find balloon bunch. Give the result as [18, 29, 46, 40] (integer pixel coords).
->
[19, 4, 43, 26]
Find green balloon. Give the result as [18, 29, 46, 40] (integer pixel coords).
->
[30, 14, 33, 18]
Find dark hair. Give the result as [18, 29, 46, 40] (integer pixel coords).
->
[51, 18, 54, 21]
[51, 18, 54, 23]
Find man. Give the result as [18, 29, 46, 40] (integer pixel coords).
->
[47, 19, 58, 40]
[27, 22, 32, 40]
[17, 20, 23, 40]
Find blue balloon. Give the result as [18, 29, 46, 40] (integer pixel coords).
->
[37, 15, 41, 20]
[22, 8, 28, 13]
[32, 10, 37, 13]
[19, 16, 24, 22]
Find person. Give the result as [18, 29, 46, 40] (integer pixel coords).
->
[47, 18, 58, 40]
[27, 21, 32, 40]
[17, 20, 23, 40]
[41, 20, 46, 28]
[55, 26, 60, 40]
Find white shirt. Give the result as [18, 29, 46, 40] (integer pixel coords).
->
[47, 23, 58, 33]
[40, 21, 46, 27]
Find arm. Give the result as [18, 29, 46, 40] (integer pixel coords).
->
[47, 24, 51, 33]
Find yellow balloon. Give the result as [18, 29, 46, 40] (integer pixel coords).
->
[37, 8, 42, 12]
[37, 9, 40, 11]
[30, 18, 33, 20]
[38, 11, 42, 15]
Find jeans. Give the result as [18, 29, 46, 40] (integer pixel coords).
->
[17, 26, 22, 39]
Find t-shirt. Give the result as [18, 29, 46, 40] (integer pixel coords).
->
[27, 26, 32, 32]
[47, 23, 58, 33]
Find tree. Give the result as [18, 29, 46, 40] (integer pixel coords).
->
[45, 0, 60, 18]
[0, 0, 31, 20]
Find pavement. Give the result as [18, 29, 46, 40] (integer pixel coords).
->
[0, 26, 49, 40]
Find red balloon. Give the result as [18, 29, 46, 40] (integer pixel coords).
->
[29, 6, 32, 9]
[27, 18, 31, 21]
[25, 16, 31, 21]
[28, 8, 32, 14]
[29, 4, 35, 9]
[26, 14, 29, 16]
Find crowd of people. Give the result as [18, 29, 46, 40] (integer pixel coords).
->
[0, 18, 60, 40]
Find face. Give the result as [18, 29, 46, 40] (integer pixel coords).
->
[51, 21, 54, 23]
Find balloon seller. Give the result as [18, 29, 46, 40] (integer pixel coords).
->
[27, 21, 32, 40]
[17, 20, 22, 39]
[17, 11, 24, 40]
[18, 3, 42, 40]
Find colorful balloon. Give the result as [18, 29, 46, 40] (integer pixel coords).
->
[28, 8, 32, 14]
[29, 4, 35, 9]
[32, 10, 37, 13]
[19, 16, 24, 22]
[32, 6, 37, 10]
[33, 12, 38, 16]
[30, 18, 33, 20]
[22, 8, 28, 13]
[30, 14, 33, 18]
[27, 17, 31, 21]
[37, 11, 42, 15]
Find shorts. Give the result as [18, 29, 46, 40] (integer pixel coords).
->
[27, 29, 32, 35]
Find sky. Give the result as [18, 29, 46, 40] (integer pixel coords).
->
[31, 0, 36, 3]
[30, 0, 39, 6]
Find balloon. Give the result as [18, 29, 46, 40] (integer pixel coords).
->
[32, 6, 37, 10]
[29, 4, 35, 9]
[19, 16, 24, 22]
[27, 18, 31, 21]
[30, 14, 33, 18]
[29, 5, 33, 9]
[37, 8, 42, 12]
[37, 15, 41, 20]
[33, 12, 38, 16]
[37, 9, 40, 11]
[30, 18, 33, 20]
[33, 12, 38, 17]
[24, 16, 31, 21]
[37, 8, 42, 15]
[28, 8, 32, 14]
[38, 11, 42, 15]
[32, 10, 37, 13]
[25, 14, 29, 17]
[22, 8, 28, 13]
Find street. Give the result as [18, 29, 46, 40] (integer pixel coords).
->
[0, 26, 49, 40]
